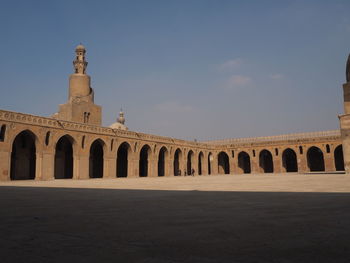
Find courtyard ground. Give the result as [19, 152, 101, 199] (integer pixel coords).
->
[1, 174, 350, 262]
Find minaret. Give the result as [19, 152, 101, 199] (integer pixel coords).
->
[117, 109, 125, 124]
[69, 44, 91, 100]
[339, 53, 350, 173]
[109, 108, 128, 130]
[54, 44, 102, 125]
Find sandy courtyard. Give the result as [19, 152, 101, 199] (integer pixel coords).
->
[1, 174, 350, 262]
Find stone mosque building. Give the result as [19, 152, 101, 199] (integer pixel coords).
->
[0, 45, 349, 181]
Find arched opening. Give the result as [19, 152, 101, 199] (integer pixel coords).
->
[218, 151, 230, 174]
[139, 144, 151, 177]
[307, 146, 325, 172]
[187, 150, 194, 175]
[110, 139, 114, 151]
[238, 151, 251, 174]
[334, 145, 344, 171]
[174, 148, 182, 176]
[117, 142, 131, 177]
[282, 148, 298, 172]
[259, 150, 273, 173]
[45, 131, 50, 146]
[208, 152, 213, 175]
[299, 146, 303, 154]
[198, 152, 204, 175]
[158, 146, 168, 177]
[0, 124, 6, 141]
[82, 136, 85, 148]
[10, 130, 36, 180]
[89, 139, 104, 178]
[54, 135, 73, 179]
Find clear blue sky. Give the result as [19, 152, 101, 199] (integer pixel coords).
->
[0, 0, 349, 140]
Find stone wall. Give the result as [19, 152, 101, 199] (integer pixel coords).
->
[0, 109, 343, 181]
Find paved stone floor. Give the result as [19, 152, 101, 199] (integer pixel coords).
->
[1, 174, 350, 262]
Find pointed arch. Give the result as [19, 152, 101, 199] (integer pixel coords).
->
[158, 146, 168, 177]
[0, 124, 6, 142]
[54, 135, 75, 179]
[10, 130, 37, 180]
[139, 144, 151, 177]
[238, 151, 251, 174]
[259, 149, 274, 173]
[218, 151, 230, 174]
[307, 146, 325, 172]
[198, 151, 204, 175]
[174, 148, 182, 176]
[117, 142, 131, 177]
[334, 145, 344, 171]
[89, 139, 105, 178]
[187, 150, 194, 175]
[282, 148, 298, 172]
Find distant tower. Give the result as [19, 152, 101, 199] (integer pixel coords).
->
[53, 44, 102, 125]
[109, 108, 128, 130]
[339, 52, 350, 174]
[117, 109, 125, 124]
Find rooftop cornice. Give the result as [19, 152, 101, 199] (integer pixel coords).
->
[203, 130, 341, 146]
[0, 109, 213, 149]
[0, 109, 341, 149]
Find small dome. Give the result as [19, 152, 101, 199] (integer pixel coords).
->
[109, 122, 128, 131]
[75, 44, 86, 51]
[109, 109, 128, 130]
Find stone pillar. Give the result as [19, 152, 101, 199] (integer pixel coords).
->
[202, 154, 208, 175]
[104, 154, 116, 179]
[193, 154, 198, 176]
[40, 150, 55, 180]
[35, 152, 43, 180]
[250, 152, 259, 174]
[73, 154, 80, 179]
[128, 153, 139, 178]
[212, 153, 219, 175]
[231, 156, 238, 175]
[148, 157, 157, 177]
[297, 151, 307, 173]
[228, 155, 237, 174]
[167, 156, 173, 177]
[0, 150, 11, 181]
[324, 151, 335, 172]
[76, 154, 89, 179]
[181, 153, 186, 176]
[273, 154, 282, 174]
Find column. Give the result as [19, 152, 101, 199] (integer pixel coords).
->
[128, 153, 139, 178]
[148, 156, 157, 177]
[76, 153, 89, 179]
[167, 155, 174, 177]
[104, 153, 116, 179]
[40, 149, 55, 180]
[0, 150, 11, 181]
[273, 154, 282, 174]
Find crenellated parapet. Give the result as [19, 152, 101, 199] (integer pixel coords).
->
[0, 106, 344, 181]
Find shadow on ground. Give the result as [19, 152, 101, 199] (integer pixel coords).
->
[0, 186, 349, 263]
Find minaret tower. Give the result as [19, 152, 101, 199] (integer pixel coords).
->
[54, 44, 102, 125]
[339, 53, 350, 174]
